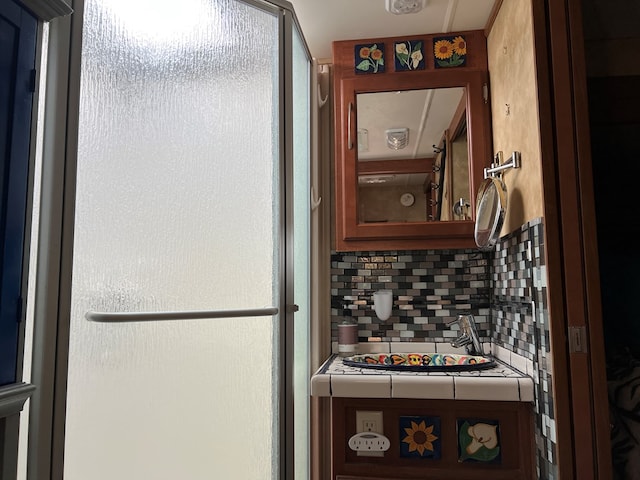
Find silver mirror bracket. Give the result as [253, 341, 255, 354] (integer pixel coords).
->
[484, 151, 521, 179]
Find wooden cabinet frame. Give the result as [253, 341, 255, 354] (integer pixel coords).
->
[331, 397, 535, 480]
[332, 31, 493, 251]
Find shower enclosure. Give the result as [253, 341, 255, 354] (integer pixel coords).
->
[25, 0, 311, 478]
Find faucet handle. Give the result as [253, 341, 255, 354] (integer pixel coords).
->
[445, 317, 460, 327]
[446, 313, 470, 327]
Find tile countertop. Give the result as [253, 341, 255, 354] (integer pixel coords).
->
[311, 347, 534, 402]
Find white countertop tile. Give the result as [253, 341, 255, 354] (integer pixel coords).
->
[454, 377, 520, 401]
[310, 374, 331, 397]
[331, 374, 391, 398]
[312, 354, 533, 402]
[518, 377, 535, 402]
[392, 375, 455, 399]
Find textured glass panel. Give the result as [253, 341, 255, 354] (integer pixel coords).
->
[292, 25, 310, 480]
[65, 1, 280, 479]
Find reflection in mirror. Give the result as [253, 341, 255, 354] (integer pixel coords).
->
[358, 172, 430, 223]
[356, 87, 470, 223]
[440, 118, 470, 221]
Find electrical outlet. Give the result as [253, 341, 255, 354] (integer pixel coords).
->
[356, 410, 383, 434]
[355, 411, 384, 456]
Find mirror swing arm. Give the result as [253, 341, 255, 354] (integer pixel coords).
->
[484, 151, 521, 179]
[332, 30, 493, 252]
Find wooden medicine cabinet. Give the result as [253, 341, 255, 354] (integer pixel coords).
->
[333, 31, 492, 251]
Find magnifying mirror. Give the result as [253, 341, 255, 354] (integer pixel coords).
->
[474, 177, 507, 250]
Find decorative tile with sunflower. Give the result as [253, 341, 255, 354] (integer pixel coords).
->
[399, 416, 441, 459]
[457, 418, 501, 464]
[433, 35, 467, 68]
[394, 40, 425, 71]
[354, 43, 385, 74]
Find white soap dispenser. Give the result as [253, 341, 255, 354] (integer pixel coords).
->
[373, 289, 393, 321]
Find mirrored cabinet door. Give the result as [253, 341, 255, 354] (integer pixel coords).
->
[332, 30, 492, 251]
[356, 87, 470, 224]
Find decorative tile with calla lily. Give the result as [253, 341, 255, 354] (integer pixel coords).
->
[354, 43, 385, 74]
[457, 418, 501, 463]
[433, 35, 467, 68]
[399, 416, 441, 459]
[394, 40, 425, 71]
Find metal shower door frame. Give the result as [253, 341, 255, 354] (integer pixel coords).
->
[27, 1, 311, 479]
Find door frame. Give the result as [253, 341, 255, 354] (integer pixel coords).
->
[532, 0, 611, 478]
[0, 1, 72, 479]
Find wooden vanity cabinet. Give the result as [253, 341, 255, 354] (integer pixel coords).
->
[333, 30, 493, 251]
[331, 397, 535, 480]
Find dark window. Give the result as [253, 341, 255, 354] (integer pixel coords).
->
[0, 0, 37, 386]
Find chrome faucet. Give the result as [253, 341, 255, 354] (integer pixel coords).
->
[447, 314, 483, 356]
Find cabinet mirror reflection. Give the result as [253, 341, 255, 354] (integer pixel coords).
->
[356, 87, 470, 224]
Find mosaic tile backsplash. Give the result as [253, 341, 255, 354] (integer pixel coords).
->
[330, 218, 556, 478]
[331, 250, 491, 344]
[490, 218, 556, 480]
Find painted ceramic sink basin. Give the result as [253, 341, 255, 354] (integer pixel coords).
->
[342, 352, 496, 372]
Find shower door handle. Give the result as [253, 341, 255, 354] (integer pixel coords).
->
[85, 307, 279, 323]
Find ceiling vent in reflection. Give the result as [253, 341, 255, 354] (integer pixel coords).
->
[386, 128, 409, 150]
[385, 0, 426, 15]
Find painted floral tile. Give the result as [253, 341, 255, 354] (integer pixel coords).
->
[394, 40, 425, 71]
[399, 416, 441, 459]
[433, 35, 467, 68]
[355, 43, 385, 74]
[457, 418, 501, 463]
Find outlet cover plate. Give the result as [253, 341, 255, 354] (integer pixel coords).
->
[355, 411, 384, 456]
[356, 410, 383, 434]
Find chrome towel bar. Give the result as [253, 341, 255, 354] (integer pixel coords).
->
[85, 307, 279, 323]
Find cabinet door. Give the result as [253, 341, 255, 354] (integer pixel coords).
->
[332, 31, 492, 251]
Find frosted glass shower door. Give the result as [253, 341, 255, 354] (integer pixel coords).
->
[64, 1, 283, 478]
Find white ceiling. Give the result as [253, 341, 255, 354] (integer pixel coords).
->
[288, 0, 498, 61]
